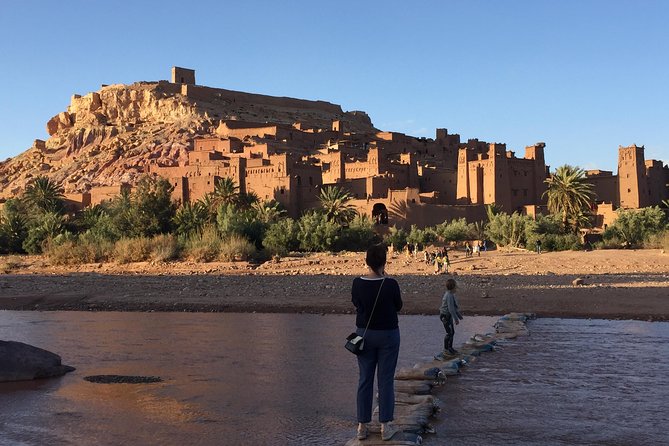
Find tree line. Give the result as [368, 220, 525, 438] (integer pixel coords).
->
[0, 165, 667, 264]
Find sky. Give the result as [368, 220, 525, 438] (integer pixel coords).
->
[1, 0, 668, 172]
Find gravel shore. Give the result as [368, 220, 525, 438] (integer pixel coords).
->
[1, 249, 668, 321]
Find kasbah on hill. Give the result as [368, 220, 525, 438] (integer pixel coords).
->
[1, 66, 667, 232]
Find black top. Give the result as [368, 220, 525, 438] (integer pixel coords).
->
[351, 277, 403, 330]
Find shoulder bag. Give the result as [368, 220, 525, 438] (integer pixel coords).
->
[345, 278, 386, 355]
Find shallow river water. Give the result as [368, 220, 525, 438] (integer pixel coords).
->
[0, 312, 667, 446]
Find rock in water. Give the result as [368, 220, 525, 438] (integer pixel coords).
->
[0, 340, 75, 382]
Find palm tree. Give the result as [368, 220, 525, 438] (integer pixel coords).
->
[236, 191, 259, 210]
[174, 201, 209, 236]
[210, 177, 240, 209]
[23, 176, 64, 214]
[253, 200, 286, 224]
[319, 185, 358, 226]
[543, 165, 595, 230]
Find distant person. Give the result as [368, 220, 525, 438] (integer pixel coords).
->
[536, 239, 542, 254]
[434, 255, 442, 274]
[351, 243, 403, 441]
[473, 241, 480, 257]
[443, 248, 450, 273]
[482, 239, 487, 252]
[465, 241, 472, 258]
[438, 278, 464, 356]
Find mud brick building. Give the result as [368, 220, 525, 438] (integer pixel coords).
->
[44, 67, 660, 228]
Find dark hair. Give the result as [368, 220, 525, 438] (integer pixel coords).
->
[366, 243, 387, 275]
[446, 278, 457, 291]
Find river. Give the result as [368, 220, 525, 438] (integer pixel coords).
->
[0, 312, 667, 445]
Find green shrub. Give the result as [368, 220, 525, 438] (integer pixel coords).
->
[218, 234, 256, 261]
[22, 212, 66, 254]
[603, 207, 667, 248]
[297, 211, 340, 252]
[337, 215, 378, 251]
[217, 203, 267, 248]
[44, 233, 114, 265]
[540, 233, 582, 251]
[110, 176, 177, 238]
[385, 225, 408, 251]
[113, 237, 153, 264]
[0, 200, 28, 254]
[174, 201, 208, 236]
[263, 218, 300, 256]
[406, 224, 437, 249]
[594, 235, 626, 250]
[524, 214, 582, 251]
[150, 233, 181, 262]
[82, 212, 121, 243]
[644, 230, 669, 250]
[184, 225, 221, 262]
[435, 218, 476, 242]
[485, 212, 533, 248]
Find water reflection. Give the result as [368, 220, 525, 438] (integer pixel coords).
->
[1, 312, 491, 446]
[1, 313, 666, 445]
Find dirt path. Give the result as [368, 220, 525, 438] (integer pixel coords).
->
[1, 249, 668, 320]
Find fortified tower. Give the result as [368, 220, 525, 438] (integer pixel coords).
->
[524, 142, 548, 203]
[171, 66, 196, 85]
[618, 145, 649, 208]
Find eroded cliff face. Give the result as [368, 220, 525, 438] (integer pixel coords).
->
[0, 81, 375, 197]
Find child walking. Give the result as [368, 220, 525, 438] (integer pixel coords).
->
[439, 279, 463, 356]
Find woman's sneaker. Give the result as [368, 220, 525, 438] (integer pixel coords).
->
[356, 423, 368, 440]
[381, 422, 399, 441]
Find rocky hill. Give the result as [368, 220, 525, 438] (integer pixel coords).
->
[0, 80, 375, 198]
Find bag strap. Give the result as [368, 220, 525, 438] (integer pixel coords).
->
[362, 277, 386, 338]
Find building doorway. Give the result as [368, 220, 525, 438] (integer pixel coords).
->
[372, 203, 388, 225]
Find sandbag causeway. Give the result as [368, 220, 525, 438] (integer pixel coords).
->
[345, 313, 534, 445]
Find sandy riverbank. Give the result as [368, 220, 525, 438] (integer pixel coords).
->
[1, 248, 668, 320]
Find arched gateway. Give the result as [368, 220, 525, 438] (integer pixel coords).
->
[372, 203, 388, 225]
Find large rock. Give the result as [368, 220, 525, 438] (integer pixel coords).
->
[0, 340, 75, 382]
[46, 111, 73, 136]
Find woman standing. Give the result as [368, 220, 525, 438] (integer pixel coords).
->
[351, 243, 403, 441]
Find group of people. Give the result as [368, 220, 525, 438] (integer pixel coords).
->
[464, 239, 487, 257]
[351, 243, 463, 441]
[423, 248, 450, 274]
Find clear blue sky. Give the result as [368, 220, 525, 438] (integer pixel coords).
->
[1, 0, 668, 172]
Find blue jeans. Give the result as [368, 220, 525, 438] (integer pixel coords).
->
[356, 328, 400, 423]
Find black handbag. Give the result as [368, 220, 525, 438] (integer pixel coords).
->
[345, 332, 365, 355]
[345, 278, 386, 355]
